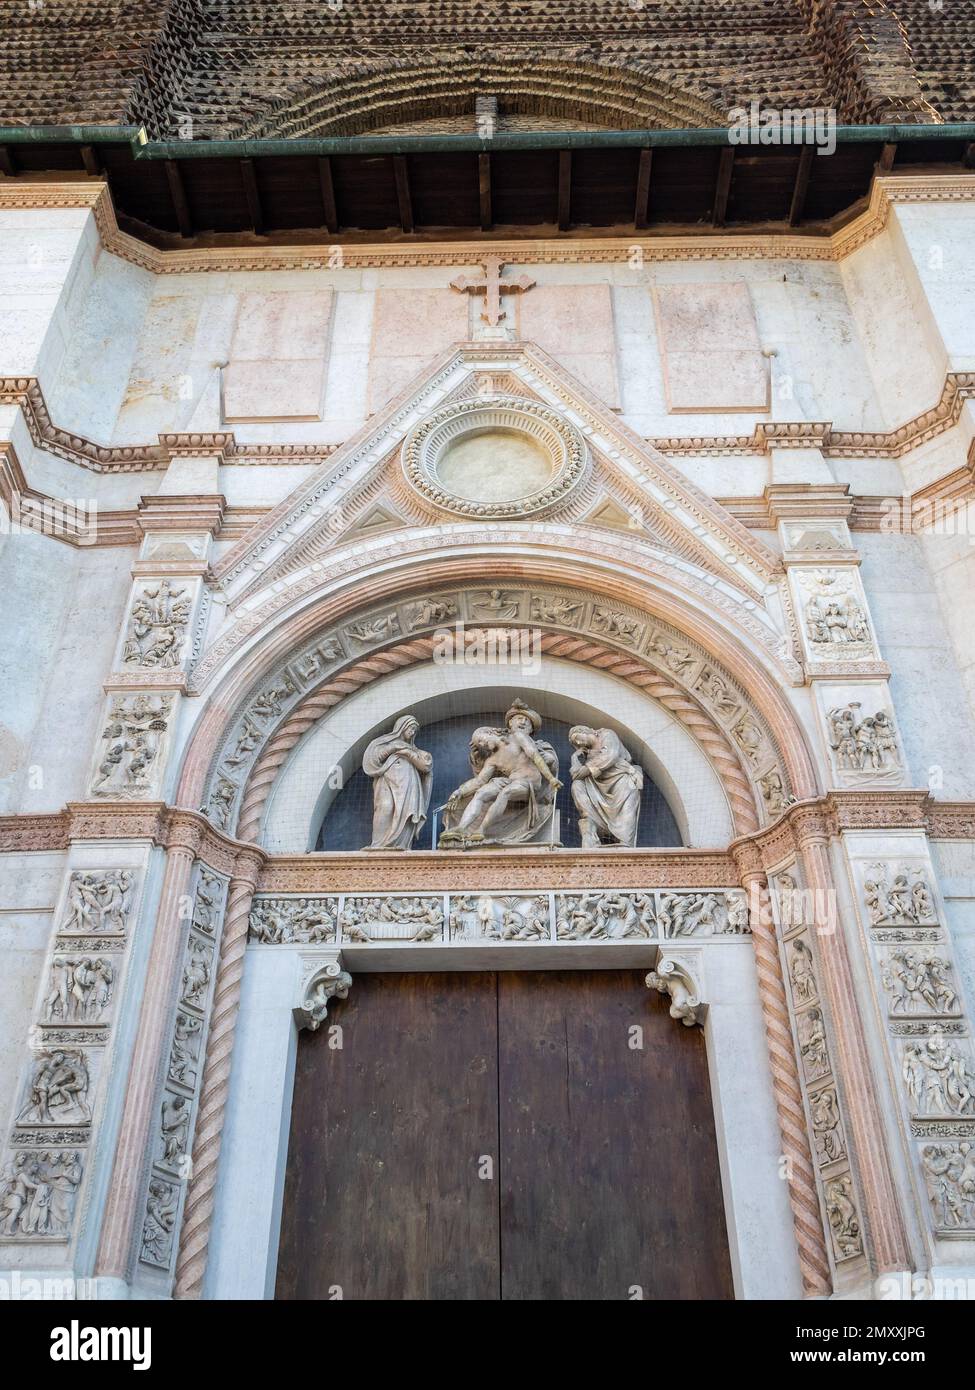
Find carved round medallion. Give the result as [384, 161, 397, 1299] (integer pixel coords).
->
[402, 396, 588, 519]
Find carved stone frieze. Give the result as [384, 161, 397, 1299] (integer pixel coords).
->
[339, 895, 444, 942]
[796, 570, 874, 658]
[451, 894, 549, 941]
[657, 890, 749, 937]
[555, 891, 653, 941]
[249, 896, 339, 944]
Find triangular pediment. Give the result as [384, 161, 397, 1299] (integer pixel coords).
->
[214, 342, 780, 610]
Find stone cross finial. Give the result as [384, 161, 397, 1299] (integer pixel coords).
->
[449, 255, 536, 327]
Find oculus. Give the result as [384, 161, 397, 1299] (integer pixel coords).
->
[402, 396, 588, 519]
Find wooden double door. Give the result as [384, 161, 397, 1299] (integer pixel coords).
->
[276, 970, 734, 1301]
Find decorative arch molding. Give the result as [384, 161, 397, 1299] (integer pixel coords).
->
[236, 57, 728, 140]
[248, 636, 748, 847]
[181, 573, 821, 846]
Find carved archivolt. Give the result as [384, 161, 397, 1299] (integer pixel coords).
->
[195, 583, 805, 845]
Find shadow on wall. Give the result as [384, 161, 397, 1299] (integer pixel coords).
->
[316, 711, 683, 851]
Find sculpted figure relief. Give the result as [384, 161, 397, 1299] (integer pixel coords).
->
[122, 580, 192, 668]
[362, 715, 433, 850]
[440, 700, 561, 848]
[0, 1150, 83, 1238]
[568, 726, 643, 848]
[16, 1050, 91, 1126]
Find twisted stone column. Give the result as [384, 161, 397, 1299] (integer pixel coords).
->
[797, 820, 912, 1274]
[96, 821, 202, 1279]
[173, 848, 263, 1299]
[739, 859, 832, 1296]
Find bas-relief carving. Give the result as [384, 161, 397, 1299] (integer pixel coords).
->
[0, 1150, 84, 1240]
[469, 589, 521, 621]
[15, 1051, 91, 1127]
[169, 1013, 203, 1088]
[346, 612, 400, 645]
[451, 894, 549, 941]
[339, 896, 445, 943]
[824, 1175, 864, 1260]
[862, 864, 937, 927]
[91, 694, 173, 799]
[798, 570, 873, 656]
[249, 897, 338, 944]
[440, 700, 561, 849]
[590, 605, 643, 645]
[141, 1178, 180, 1267]
[59, 871, 133, 936]
[656, 890, 748, 938]
[43, 956, 115, 1024]
[407, 596, 457, 629]
[362, 715, 433, 851]
[921, 1144, 975, 1234]
[530, 594, 583, 625]
[138, 865, 228, 1274]
[826, 701, 902, 782]
[555, 891, 654, 941]
[121, 580, 193, 668]
[797, 1007, 831, 1084]
[180, 938, 213, 1011]
[159, 1094, 191, 1173]
[901, 1038, 975, 1117]
[810, 1086, 847, 1167]
[881, 949, 960, 1017]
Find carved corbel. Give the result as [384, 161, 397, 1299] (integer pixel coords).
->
[646, 953, 707, 1028]
[294, 952, 352, 1032]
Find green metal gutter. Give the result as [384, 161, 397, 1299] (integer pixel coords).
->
[1, 123, 974, 159]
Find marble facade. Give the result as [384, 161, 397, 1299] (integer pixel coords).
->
[3, 173, 975, 1300]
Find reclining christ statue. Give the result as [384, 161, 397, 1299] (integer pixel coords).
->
[440, 700, 562, 848]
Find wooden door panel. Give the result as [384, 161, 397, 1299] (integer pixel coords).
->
[275, 971, 501, 1300]
[497, 970, 734, 1300]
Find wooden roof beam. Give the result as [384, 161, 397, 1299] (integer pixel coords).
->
[393, 154, 414, 234]
[478, 151, 492, 231]
[789, 144, 814, 227]
[240, 157, 264, 235]
[712, 146, 734, 228]
[317, 156, 339, 234]
[558, 150, 572, 232]
[634, 147, 653, 230]
[165, 158, 193, 238]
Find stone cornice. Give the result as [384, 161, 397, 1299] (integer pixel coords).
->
[3, 173, 974, 273]
[2, 793, 972, 875]
[5, 367, 975, 490]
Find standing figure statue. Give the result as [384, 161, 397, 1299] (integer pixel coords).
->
[361, 714, 433, 850]
[568, 726, 644, 847]
[440, 700, 561, 848]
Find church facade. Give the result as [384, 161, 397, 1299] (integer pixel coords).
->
[2, 2, 975, 1301]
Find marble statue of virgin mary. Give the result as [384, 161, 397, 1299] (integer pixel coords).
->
[362, 714, 433, 850]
